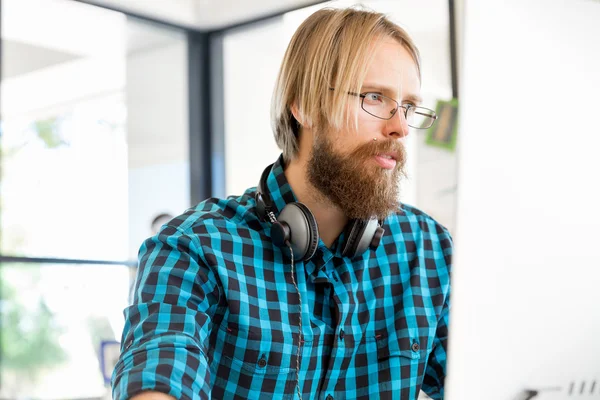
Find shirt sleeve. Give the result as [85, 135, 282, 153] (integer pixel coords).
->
[112, 225, 221, 400]
[421, 228, 452, 400]
[421, 292, 450, 399]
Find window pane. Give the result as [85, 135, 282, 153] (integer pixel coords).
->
[0, 0, 128, 260]
[1, 95, 129, 260]
[0, 0, 190, 261]
[0, 262, 131, 399]
[125, 17, 190, 260]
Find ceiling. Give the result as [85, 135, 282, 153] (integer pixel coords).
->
[1, 0, 451, 81]
[1, 0, 187, 80]
[77, 0, 329, 30]
[1, 0, 329, 80]
[1, 40, 81, 80]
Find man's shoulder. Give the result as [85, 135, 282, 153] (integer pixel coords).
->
[163, 187, 263, 237]
[389, 204, 453, 274]
[390, 203, 453, 242]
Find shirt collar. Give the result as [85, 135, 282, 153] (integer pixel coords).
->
[263, 154, 298, 217]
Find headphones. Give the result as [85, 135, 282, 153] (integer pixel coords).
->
[255, 163, 385, 261]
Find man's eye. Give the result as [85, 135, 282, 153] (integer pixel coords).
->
[364, 93, 383, 103]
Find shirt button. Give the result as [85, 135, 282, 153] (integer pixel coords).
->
[326, 395, 334, 400]
[411, 342, 420, 352]
[258, 355, 267, 368]
[339, 329, 345, 340]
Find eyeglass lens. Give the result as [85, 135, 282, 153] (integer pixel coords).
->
[361, 93, 435, 128]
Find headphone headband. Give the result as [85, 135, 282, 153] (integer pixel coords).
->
[255, 163, 275, 222]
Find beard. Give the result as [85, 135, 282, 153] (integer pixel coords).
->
[307, 133, 407, 220]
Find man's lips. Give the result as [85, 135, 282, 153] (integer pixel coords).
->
[378, 151, 399, 161]
[373, 154, 397, 169]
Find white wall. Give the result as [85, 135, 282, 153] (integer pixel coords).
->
[447, 1, 600, 399]
[126, 40, 190, 258]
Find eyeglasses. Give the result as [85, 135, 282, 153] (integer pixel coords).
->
[331, 89, 437, 129]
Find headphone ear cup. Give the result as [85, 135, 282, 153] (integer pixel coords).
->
[270, 221, 291, 248]
[341, 219, 367, 258]
[341, 219, 381, 259]
[276, 202, 319, 261]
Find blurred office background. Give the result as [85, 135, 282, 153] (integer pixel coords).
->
[0, 0, 598, 399]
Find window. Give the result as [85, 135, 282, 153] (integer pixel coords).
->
[1, 0, 189, 396]
[1, 262, 130, 397]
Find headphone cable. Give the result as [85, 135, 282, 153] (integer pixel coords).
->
[286, 241, 303, 400]
[266, 209, 303, 399]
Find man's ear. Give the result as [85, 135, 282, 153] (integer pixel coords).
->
[289, 102, 307, 138]
[290, 103, 303, 126]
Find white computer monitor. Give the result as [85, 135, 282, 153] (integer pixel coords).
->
[445, 1, 600, 399]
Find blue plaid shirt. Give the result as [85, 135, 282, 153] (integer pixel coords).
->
[112, 155, 452, 400]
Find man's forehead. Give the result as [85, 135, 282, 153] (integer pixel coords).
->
[362, 39, 421, 102]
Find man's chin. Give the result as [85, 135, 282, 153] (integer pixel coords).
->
[358, 171, 397, 189]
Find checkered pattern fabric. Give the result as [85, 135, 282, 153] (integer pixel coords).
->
[112, 155, 452, 400]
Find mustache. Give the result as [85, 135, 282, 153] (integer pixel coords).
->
[350, 139, 407, 162]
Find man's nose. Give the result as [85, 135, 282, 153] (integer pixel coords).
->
[384, 107, 410, 139]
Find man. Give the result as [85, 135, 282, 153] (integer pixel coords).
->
[112, 7, 452, 400]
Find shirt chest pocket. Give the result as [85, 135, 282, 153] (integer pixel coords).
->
[374, 333, 432, 390]
[210, 324, 300, 399]
[214, 323, 298, 375]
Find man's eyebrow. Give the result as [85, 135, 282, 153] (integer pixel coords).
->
[403, 94, 423, 105]
[361, 83, 423, 105]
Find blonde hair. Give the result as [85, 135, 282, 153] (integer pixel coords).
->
[271, 6, 421, 162]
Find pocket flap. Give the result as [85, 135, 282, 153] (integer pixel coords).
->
[218, 323, 296, 374]
[375, 333, 426, 361]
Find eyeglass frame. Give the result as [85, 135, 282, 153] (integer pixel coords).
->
[329, 88, 438, 129]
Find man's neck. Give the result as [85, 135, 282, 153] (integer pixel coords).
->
[284, 156, 348, 249]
